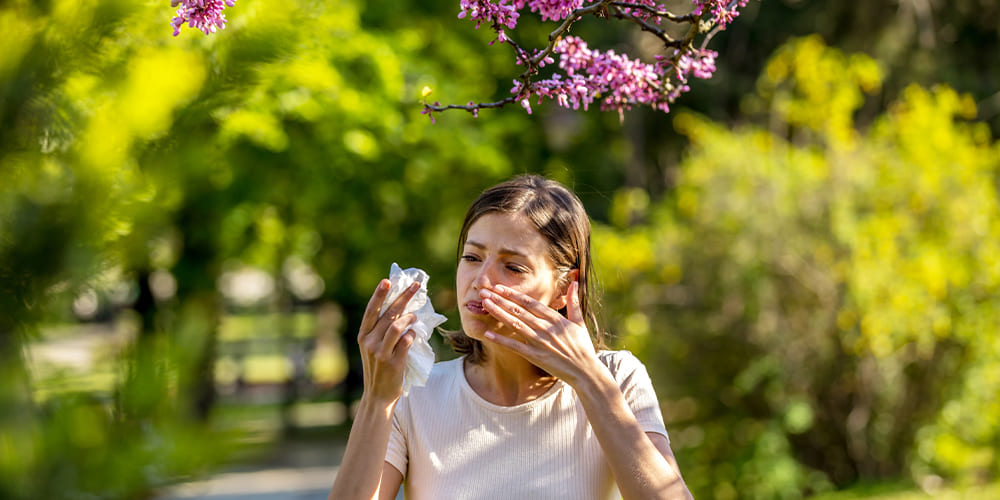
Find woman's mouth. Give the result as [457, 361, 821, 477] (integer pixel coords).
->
[465, 301, 487, 315]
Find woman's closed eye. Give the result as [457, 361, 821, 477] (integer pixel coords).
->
[505, 263, 529, 274]
[461, 254, 481, 263]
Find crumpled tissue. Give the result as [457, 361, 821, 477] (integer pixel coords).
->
[379, 263, 447, 394]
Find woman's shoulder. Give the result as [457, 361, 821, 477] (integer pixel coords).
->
[597, 349, 644, 370]
[596, 349, 650, 386]
[403, 356, 465, 400]
[428, 356, 465, 380]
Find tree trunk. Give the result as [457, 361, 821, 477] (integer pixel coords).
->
[171, 204, 223, 422]
[117, 268, 168, 420]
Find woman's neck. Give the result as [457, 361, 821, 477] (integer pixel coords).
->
[464, 346, 558, 406]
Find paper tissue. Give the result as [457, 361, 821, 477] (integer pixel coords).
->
[379, 263, 447, 394]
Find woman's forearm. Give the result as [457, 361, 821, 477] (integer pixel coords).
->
[572, 367, 693, 500]
[328, 397, 396, 500]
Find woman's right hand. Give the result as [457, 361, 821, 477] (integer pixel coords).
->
[357, 279, 421, 405]
[329, 280, 418, 500]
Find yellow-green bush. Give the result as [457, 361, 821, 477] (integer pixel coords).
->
[596, 36, 1000, 497]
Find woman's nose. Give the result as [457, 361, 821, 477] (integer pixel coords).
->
[473, 262, 497, 290]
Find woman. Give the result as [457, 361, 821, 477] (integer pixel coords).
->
[329, 175, 693, 500]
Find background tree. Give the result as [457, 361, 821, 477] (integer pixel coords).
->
[0, 0, 533, 496]
[595, 36, 1000, 498]
[606, 0, 1000, 197]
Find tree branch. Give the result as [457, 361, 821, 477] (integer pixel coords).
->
[609, 2, 699, 23]
[534, 1, 615, 65]
[422, 0, 753, 119]
[608, 5, 684, 48]
[423, 96, 520, 113]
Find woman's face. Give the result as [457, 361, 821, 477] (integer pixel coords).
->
[457, 212, 568, 341]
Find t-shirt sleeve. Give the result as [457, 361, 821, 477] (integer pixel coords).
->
[603, 350, 670, 444]
[384, 396, 409, 477]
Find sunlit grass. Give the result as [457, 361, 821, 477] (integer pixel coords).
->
[219, 312, 320, 341]
[32, 369, 119, 403]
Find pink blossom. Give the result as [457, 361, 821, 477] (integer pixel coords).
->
[459, 0, 521, 31]
[439, 0, 752, 119]
[524, 0, 583, 22]
[525, 36, 674, 115]
[171, 0, 236, 36]
[421, 107, 438, 124]
[520, 98, 532, 114]
[615, 0, 671, 23]
[692, 0, 750, 28]
[676, 48, 718, 80]
[458, 0, 584, 29]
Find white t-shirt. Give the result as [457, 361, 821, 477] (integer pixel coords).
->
[385, 350, 669, 500]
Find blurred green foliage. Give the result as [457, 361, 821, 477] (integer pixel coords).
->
[1, 0, 536, 497]
[596, 36, 1000, 498]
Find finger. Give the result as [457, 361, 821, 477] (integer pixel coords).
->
[359, 279, 391, 337]
[373, 282, 422, 335]
[492, 284, 565, 324]
[481, 294, 540, 341]
[566, 281, 585, 326]
[392, 330, 416, 362]
[378, 313, 416, 361]
[480, 288, 552, 333]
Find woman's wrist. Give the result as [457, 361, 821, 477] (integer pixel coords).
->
[357, 393, 399, 420]
[562, 354, 614, 395]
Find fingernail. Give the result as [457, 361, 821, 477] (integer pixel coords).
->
[410, 282, 421, 291]
[494, 284, 507, 293]
[379, 280, 390, 290]
[484, 331, 496, 340]
[479, 289, 492, 298]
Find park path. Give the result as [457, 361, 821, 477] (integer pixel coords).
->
[157, 438, 343, 500]
[157, 438, 406, 500]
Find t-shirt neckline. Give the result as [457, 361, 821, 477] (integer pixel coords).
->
[456, 356, 567, 413]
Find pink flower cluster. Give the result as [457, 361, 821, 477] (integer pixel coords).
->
[457, 0, 585, 39]
[675, 48, 718, 80]
[692, 0, 750, 28]
[171, 0, 237, 36]
[614, 0, 671, 23]
[524, 0, 584, 22]
[518, 36, 671, 116]
[440, 0, 751, 119]
[516, 37, 722, 116]
[458, 0, 521, 43]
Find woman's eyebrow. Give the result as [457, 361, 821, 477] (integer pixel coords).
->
[464, 240, 530, 258]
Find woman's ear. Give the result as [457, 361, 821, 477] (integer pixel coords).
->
[551, 268, 580, 310]
[564, 268, 580, 291]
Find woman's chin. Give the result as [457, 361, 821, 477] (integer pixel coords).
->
[461, 324, 488, 342]
[460, 316, 499, 342]
[469, 326, 519, 344]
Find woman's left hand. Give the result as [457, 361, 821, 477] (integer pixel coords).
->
[479, 281, 602, 384]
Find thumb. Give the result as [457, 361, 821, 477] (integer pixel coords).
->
[567, 281, 585, 326]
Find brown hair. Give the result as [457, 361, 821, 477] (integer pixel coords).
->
[445, 175, 605, 364]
